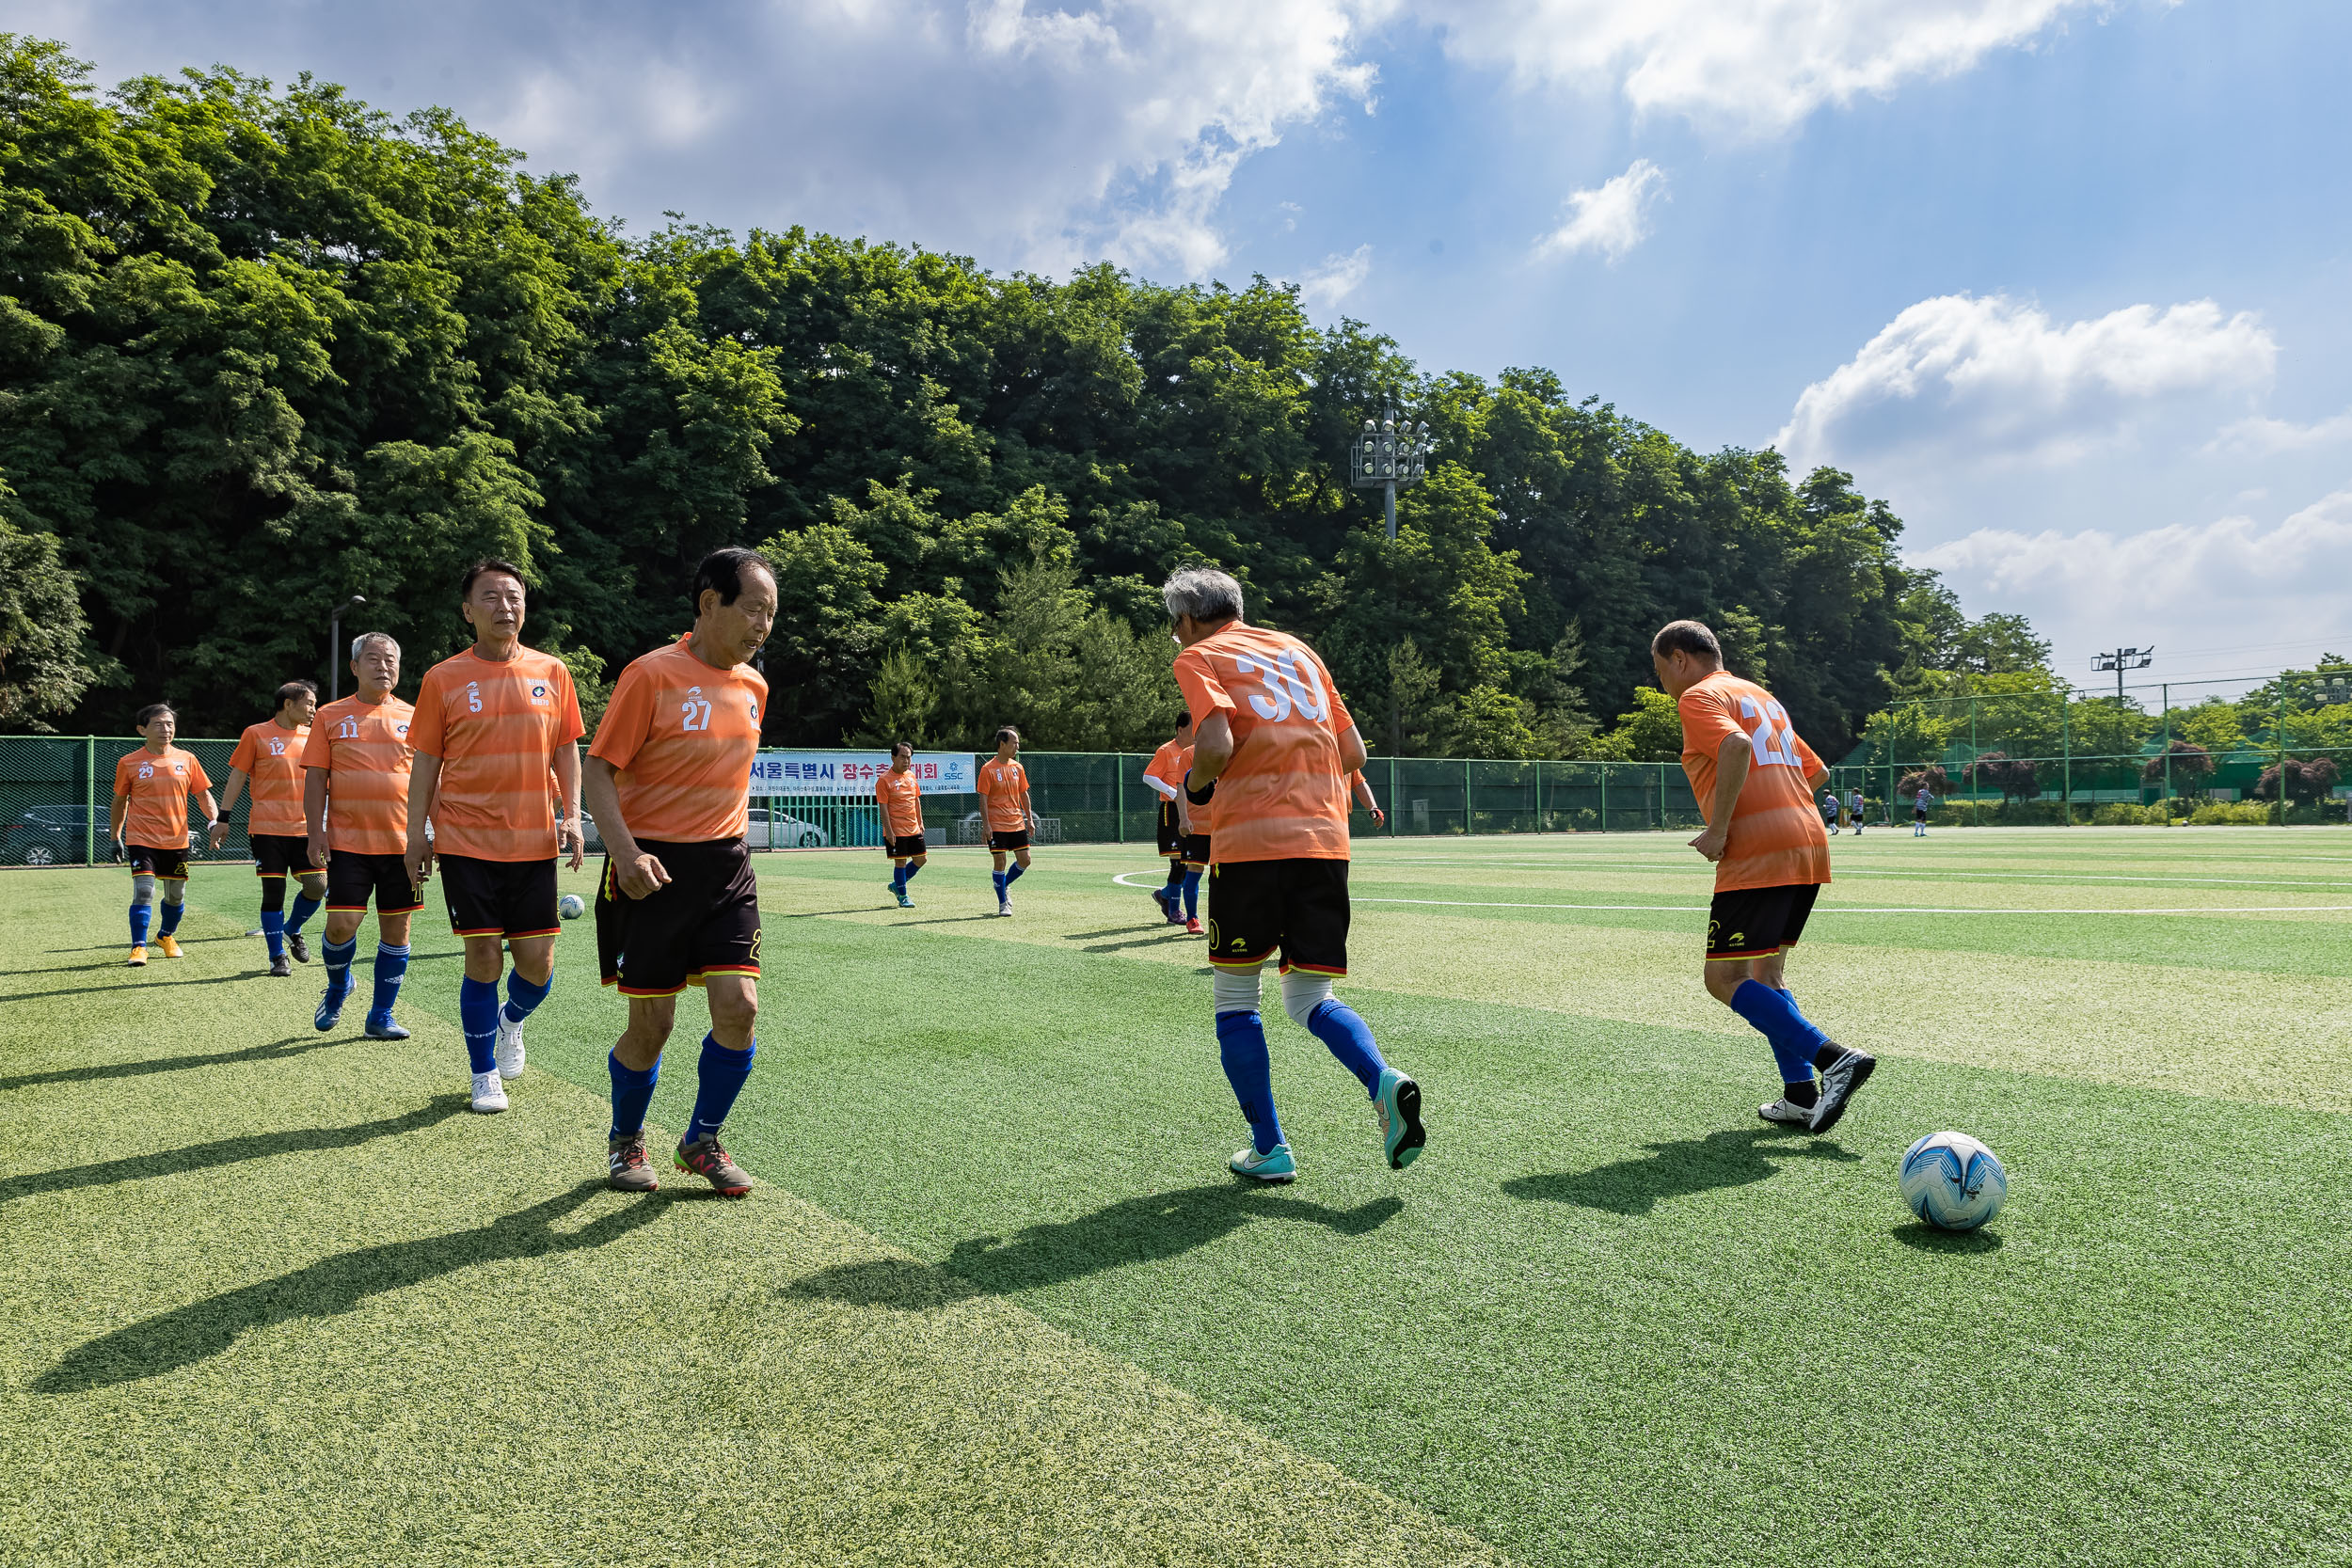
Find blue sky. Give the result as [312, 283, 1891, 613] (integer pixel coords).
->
[26, 0, 2352, 691]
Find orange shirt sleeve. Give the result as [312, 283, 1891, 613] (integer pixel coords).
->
[187, 755, 211, 793]
[1172, 649, 1232, 721]
[304, 720, 332, 768]
[1793, 733, 1825, 776]
[1677, 684, 1742, 752]
[230, 730, 260, 775]
[407, 669, 448, 758]
[553, 660, 585, 745]
[587, 661, 655, 772]
[112, 752, 133, 799]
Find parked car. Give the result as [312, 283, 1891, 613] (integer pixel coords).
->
[748, 807, 829, 848]
[7, 804, 206, 865]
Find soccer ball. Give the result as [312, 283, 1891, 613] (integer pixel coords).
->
[1899, 1131, 2008, 1230]
[558, 893, 587, 921]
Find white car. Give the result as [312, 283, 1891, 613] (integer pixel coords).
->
[748, 807, 830, 848]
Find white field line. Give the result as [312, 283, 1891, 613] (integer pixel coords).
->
[1357, 857, 2352, 890]
[1104, 872, 2352, 915]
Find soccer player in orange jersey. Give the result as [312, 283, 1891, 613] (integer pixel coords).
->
[407, 560, 586, 1115]
[1166, 566, 1425, 1183]
[109, 703, 219, 967]
[877, 741, 928, 908]
[976, 726, 1035, 917]
[1655, 619, 1877, 1133]
[212, 679, 323, 975]
[1348, 770, 1386, 827]
[1140, 713, 1192, 925]
[305, 633, 421, 1037]
[585, 547, 775, 1196]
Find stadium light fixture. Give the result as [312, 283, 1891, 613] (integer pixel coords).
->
[329, 594, 367, 700]
[1350, 411, 1435, 540]
[2090, 644, 2153, 702]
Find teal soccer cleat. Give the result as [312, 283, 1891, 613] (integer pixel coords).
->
[1375, 1067, 1425, 1170]
[896, 889, 914, 908]
[1229, 1143, 1297, 1183]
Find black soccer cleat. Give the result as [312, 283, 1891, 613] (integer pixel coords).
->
[287, 931, 310, 964]
[1807, 1047, 1876, 1134]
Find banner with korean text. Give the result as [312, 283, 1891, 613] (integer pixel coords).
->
[747, 752, 978, 795]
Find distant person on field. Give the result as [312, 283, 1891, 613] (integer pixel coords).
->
[977, 726, 1036, 917]
[110, 703, 217, 968]
[1168, 564, 1424, 1183]
[1847, 787, 1865, 836]
[1914, 784, 1934, 837]
[1350, 769, 1385, 827]
[212, 679, 325, 974]
[1820, 785, 1841, 833]
[878, 740, 928, 909]
[305, 634, 420, 1038]
[1655, 619, 1875, 1134]
[1142, 713, 1193, 926]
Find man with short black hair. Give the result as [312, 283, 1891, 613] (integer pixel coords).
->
[1165, 564, 1425, 1182]
[110, 703, 218, 967]
[1653, 617, 1876, 1133]
[877, 741, 928, 909]
[406, 559, 585, 1115]
[214, 680, 324, 974]
[977, 725, 1035, 917]
[306, 634, 420, 1037]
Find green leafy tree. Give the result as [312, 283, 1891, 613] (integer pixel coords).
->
[0, 505, 94, 726]
[1589, 688, 1686, 763]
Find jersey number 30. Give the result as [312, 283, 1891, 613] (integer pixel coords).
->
[1737, 697, 1799, 768]
[1234, 650, 1328, 723]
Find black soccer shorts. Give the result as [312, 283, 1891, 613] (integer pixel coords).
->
[439, 853, 560, 940]
[989, 829, 1032, 852]
[1205, 857, 1349, 977]
[597, 838, 763, 998]
[882, 833, 928, 859]
[1180, 832, 1212, 866]
[125, 843, 190, 881]
[1705, 883, 1821, 961]
[1156, 800, 1184, 856]
[252, 832, 317, 879]
[326, 849, 422, 915]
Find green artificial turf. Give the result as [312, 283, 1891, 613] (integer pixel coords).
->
[7, 827, 2352, 1566]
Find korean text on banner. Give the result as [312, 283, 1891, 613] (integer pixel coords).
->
[748, 752, 978, 794]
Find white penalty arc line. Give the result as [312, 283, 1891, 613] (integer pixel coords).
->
[1104, 873, 2352, 916]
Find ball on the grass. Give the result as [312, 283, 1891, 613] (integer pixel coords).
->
[1899, 1131, 2007, 1230]
[559, 893, 587, 921]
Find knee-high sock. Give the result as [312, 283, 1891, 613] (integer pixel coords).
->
[686, 1035, 755, 1144]
[371, 943, 410, 1019]
[890, 863, 908, 892]
[1215, 1011, 1284, 1155]
[992, 869, 1008, 898]
[1004, 861, 1025, 885]
[1728, 978, 1834, 1085]
[261, 910, 286, 959]
[1181, 869, 1202, 920]
[287, 888, 322, 935]
[901, 860, 921, 884]
[502, 970, 551, 1024]
[609, 1051, 660, 1139]
[157, 891, 185, 937]
[322, 935, 358, 1003]
[1282, 971, 1386, 1094]
[1162, 860, 1185, 897]
[129, 875, 154, 945]
[459, 975, 501, 1074]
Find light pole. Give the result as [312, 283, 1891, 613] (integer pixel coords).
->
[2091, 644, 2153, 703]
[1350, 413, 1433, 540]
[329, 594, 366, 700]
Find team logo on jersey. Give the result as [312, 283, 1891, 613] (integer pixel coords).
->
[529, 683, 550, 706]
[394, 722, 410, 736]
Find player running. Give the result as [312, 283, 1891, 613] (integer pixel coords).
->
[1654, 619, 1875, 1134]
[1847, 787, 1866, 836]
[406, 560, 586, 1115]
[1914, 784, 1933, 836]
[211, 680, 324, 974]
[304, 634, 420, 1037]
[1820, 785, 1841, 834]
[977, 727, 1035, 917]
[584, 546, 775, 1197]
[878, 741, 927, 908]
[110, 704, 218, 967]
[1142, 714, 1192, 925]
[1166, 565, 1425, 1183]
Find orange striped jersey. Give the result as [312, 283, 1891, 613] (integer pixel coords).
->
[410, 646, 585, 862]
[874, 767, 924, 838]
[1142, 739, 1187, 802]
[1676, 671, 1831, 892]
[229, 721, 312, 836]
[1170, 624, 1355, 863]
[977, 757, 1029, 832]
[587, 637, 765, 843]
[305, 694, 415, 854]
[113, 745, 211, 848]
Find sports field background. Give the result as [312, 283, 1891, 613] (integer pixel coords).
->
[5, 829, 2350, 1566]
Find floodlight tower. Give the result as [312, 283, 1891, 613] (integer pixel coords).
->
[2091, 644, 2153, 702]
[1350, 412, 1434, 540]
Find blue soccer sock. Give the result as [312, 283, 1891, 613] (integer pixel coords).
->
[1004, 862, 1025, 886]
[322, 935, 358, 1003]
[1163, 860, 1185, 891]
[1728, 978, 1833, 1085]
[286, 890, 321, 935]
[502, 969, 551, 1024]
[609, 1051, 660, 1139]
[901, 860, 921, 885]
[371, 942, 410, 1020]
[992, 869, 1008, 898]
[459, 975, 501, 1074]
[129, 901, 152, 946]
[261, 909, 287, 960]
[1215, 1010, 1285, 1155]
[158, 897, 185, 937]
[685, 1035, 755, 1144]
[890, 863, 908, 892]
[1181, 869, 1202, 920]
[1306, 998, 1387, 1096]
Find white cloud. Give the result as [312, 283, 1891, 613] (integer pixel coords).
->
[1533, 158, 1666, 262]
[2207, 407, 2352, 456]
[1775, 293, 2277, 469]
[1296, 244, 1374, 309]
[1434, 0, 2147, 136]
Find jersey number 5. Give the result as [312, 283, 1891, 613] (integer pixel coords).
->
[1736, 697, 1799, 768]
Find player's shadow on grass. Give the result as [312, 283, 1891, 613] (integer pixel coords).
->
[1891, 1222, 2003, 1255]
[1079, 932, 1199, 955]
[786, 1183, 1404, 1308]
[0, 1096, 468, 1207]
[1502, 1127, 1862, 1216]
[35, 1180, 672, 1392]
[0, 1034, 337, 1093]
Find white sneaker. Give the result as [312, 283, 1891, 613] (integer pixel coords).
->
[1756, 1097, 1812, 1126]
[997, 898, 1012, 918]
[469, 1069, 510, 1114]
[495, 1011, 526, 1080]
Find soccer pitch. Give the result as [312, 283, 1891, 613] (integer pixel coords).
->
[5, 829, 2350, 1567]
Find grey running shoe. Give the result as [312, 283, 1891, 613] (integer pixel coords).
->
[1808, 1047, 1877, 1134]
[675, 1134, 753, 1198]
[608, 1132, 660, 1192]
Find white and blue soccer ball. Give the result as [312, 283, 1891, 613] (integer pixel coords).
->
[558, 893, 587, 921]
[1899, 1131, 2008, 1230]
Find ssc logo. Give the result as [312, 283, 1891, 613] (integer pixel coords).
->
[394, 722, 410, 736]
[529, 683, 549, 706]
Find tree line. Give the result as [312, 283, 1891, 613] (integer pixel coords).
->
[3, 36, 2006, 758]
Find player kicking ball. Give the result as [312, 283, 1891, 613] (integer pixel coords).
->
[1653, 619, 1875, 1133]
[406, 560, 586, 1114]
[110, 703, 218, 966]
[1166, 566, 1425, 1183]
[583, 547, 775, 1196]
[977, 726, 1035, 916]
[212, 679, 325, 975]
[305, 634, 422, 1038]
[877, 741, 927, 908]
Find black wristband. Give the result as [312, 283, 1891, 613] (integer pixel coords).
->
[1184, 775, 1216, 806]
